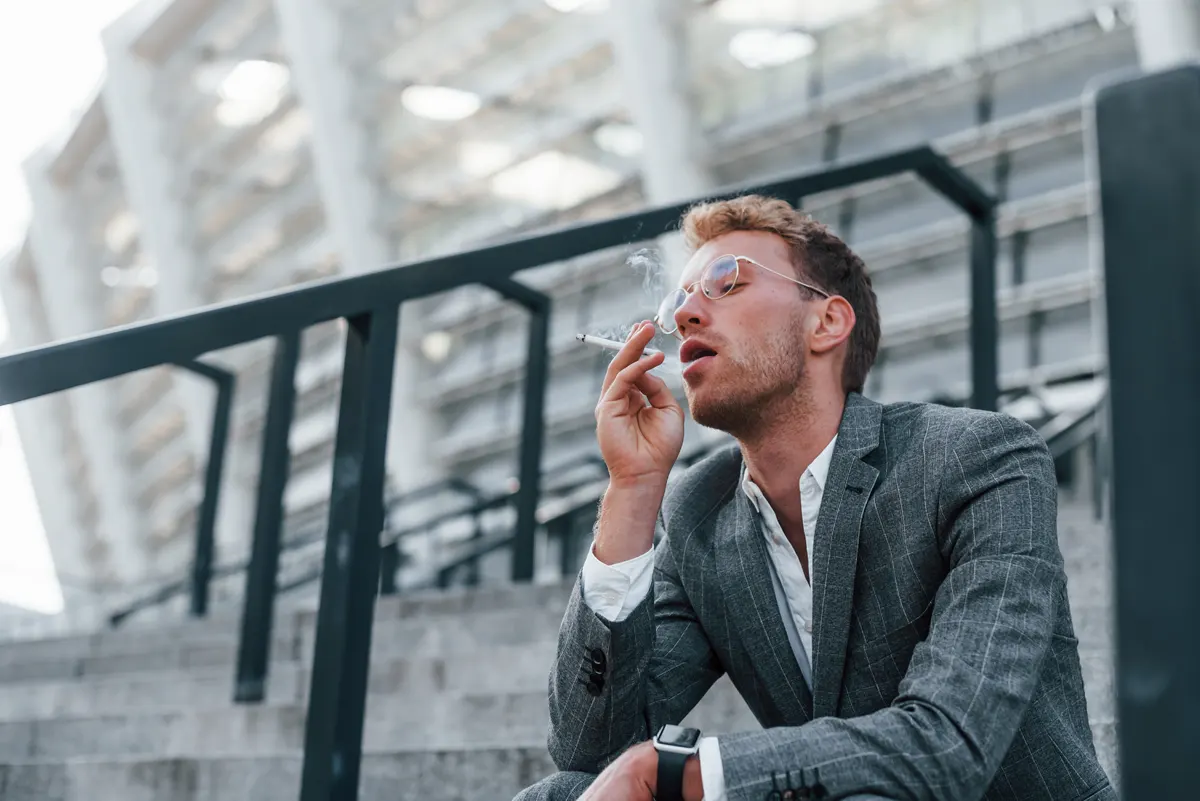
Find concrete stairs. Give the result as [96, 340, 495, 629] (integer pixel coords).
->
[1057, 503, 1120, 787]
[0, 505, 1117, 800]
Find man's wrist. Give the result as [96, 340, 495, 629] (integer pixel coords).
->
[593, 479, 665, 565]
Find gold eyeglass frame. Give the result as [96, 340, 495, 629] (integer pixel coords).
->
[654, 254, 832, 337]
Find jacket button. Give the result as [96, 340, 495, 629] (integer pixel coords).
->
[590, 648, 606, 667]
[586, 679, 603, 696]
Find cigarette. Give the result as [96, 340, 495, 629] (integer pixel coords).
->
[576, 333, 662, 357]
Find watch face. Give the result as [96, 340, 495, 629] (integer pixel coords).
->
[657, 724, 701, 750]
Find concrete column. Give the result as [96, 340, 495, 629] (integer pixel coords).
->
[22, 151, 149, 586]
[100, 22, 257, 561]
[100, 26, 212, 460]
[1132, 0, 1200, 71]
[274, 0, 434, 493]
[0, 253, 101, 628]
[607, 0, 714, 204]
[608, 0, 714, 294]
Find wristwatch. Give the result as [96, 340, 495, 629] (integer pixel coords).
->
[652, 724, 702, 801]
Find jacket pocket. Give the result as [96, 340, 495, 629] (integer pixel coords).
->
[1073, 777, 1115, 801]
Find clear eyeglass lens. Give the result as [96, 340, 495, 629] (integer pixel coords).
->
[656, 288, 686, 333]
[702, 256, 738, 299]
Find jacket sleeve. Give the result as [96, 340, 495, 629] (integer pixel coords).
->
[715, 412, 1063, 801]
[547, 507, 725, 774]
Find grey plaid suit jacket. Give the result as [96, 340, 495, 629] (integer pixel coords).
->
[546, 393, 1114, 801]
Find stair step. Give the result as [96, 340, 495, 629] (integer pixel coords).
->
[0, 724, 1123, 801]
[1091, 718, 1121, 789]
[298, 605, 568, 662]
[0, 666, 301, 723]
[0, 654, 1113, 763]
[0, 747, 558, 801]
[0, 641, 561, 723]
[0, 604, 568, 683]
[0, 678, 760, 761]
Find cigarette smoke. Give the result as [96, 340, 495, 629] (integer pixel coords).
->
[586, 246, 665, 342]
[626, 246, 672, 356]
[582, 245, 677, 374]
[627, 246, 666, 305]
[582, 243, 682, 377]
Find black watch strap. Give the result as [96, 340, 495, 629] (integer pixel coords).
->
[656, 748, 690, 801]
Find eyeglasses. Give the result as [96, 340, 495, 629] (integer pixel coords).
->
[654, 254, 831, 336]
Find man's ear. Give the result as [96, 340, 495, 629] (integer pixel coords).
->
[810, 296, 855, 354]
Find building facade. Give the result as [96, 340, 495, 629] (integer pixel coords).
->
[0, 0, 1131, 626]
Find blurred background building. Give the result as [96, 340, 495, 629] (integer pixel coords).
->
[0, 0, 1136, 631]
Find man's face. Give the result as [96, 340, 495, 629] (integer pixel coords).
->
[672, 231, 817, 434]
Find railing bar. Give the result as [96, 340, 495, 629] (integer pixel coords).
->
[190, 369, 235, 617]
[511, 291, 551, 582]
[298, 306, 398, 801]
[233, 331, 300, 704]
[968, 212, 1000, 412]
[0, 146, 976, 407]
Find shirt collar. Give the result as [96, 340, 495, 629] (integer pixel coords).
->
[739, 433, 839, 510]
[807, 433, 838, 492]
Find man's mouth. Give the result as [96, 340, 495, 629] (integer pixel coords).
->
[680, 339, 719, 379]
[679, 340, 719, 364]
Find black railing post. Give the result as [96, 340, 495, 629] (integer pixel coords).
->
[968, 210, 999, 412]
[913, 152, 998, 413]
[554, 511, 575, 579]
[299, 306, 398, 801]
[378, 540, 399, 596]
[467, 510, 484, 586]
[234, 331, 300, 703]
[1094, 63, 1200, 801]
[184, 361, 236, 618]
[510, 288, 550, 583]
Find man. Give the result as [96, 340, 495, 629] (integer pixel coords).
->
[515, 196, 1112, 801]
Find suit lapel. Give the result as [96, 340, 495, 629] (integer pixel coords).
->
[715, 492, 814, 723]
[811, 394, 882, 718]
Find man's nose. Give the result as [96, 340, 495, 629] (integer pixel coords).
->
[673, 289, 707, 335]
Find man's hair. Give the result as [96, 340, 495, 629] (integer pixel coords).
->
[680, 194, 881, 394]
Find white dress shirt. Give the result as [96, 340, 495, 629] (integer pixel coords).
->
[580, 435, 838, 801]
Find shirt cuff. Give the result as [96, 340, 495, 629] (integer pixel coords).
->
[580, 544, 654, 623]
[699, 736, 726, 801]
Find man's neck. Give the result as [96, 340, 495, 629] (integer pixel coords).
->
[740, 391, 845, 512]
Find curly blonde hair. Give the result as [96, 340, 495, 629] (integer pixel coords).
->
[680, 194, 880, 394]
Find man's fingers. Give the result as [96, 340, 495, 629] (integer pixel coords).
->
[633, 369, 675, 410]
[624, 387, 645, 415]
[600, 322, 658, 394]
[595, 385, 647, 421]
[599, 350, 666, 408]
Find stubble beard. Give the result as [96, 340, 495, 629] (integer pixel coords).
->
[685, 328, 808, 441]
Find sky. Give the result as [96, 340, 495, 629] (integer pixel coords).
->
[0, 0, 140, 613]
[0, 0, 140, 251]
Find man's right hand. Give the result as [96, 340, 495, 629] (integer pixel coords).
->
[596, 321, 684, 486]
[592, 321, 684, 565]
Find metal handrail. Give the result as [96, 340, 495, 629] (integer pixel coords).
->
[0, 149, 988, 408]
